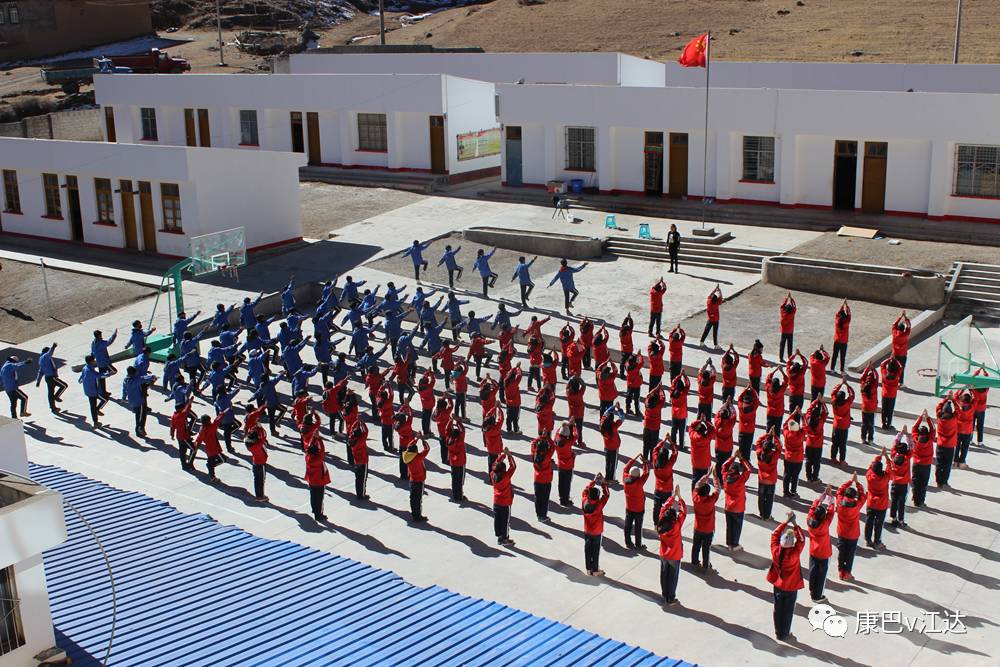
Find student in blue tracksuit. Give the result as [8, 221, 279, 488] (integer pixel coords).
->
[548, 259, 589, 314]
[128, 320, 156, 354]
[445, 292, 468, 338]
[253, 373, 284, 436]
[214, 385, 242, 453]
[493, 304, 523, 332]
[122, 366, 156, 436]
[473, 247, 498, 297]
[438, 244, 463, 288]
[212, 303, 236, 331]
[340, 276, 366, 306]
[281, 278, 297, 315]
[404, 240, 432, 281]
[180, 331, 206, 388]
[240, 293, 265, 331]
[384, 281, 407, 309]
[383, 307, 411, 357]
[173, 310, 201, 346]
[1, 355, 31, 418]
[91, 329, 118, 398]
[512, 256, 538, 307]
[460, 311, 488, 340]
[409, 286, 437, 315]
[35, 343, 67, 413]
[79, 356, 112, 427]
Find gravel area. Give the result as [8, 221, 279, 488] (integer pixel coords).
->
[787, 231, 1000, 273]
[299, 183, 426, 240]
[680, 281, 905, 361]
[0, 259, 154, 344]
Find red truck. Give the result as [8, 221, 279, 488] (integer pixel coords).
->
[108, 49, 190, 73]
[41, 49, 190, 93]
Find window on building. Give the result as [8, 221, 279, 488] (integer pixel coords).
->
[42, 173, 61, 218]
[955, 144, 1000, 199]
[140, 107, 158, 141]
[95, 178, 114, 223]
[239, 109, 259, 146]
[0, 7, 5, 24]
[2, 170, 19, 213]
[357, 113, 387, 152]
[161, 183, 182, 231]
[8, 5, 18, 24]
[0, 565, 25, 656]
[742, 136, 775, 182]
[565, 127, 596, 171]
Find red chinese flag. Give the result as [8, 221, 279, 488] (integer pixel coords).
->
[678, 33, 708, 68]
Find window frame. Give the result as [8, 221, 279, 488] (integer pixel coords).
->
[140, 107, 158, 141]
[42, 173, 61, 218]
[7, 5, 18, 24]
[356, 112, 388, 153]
[239, 109, 259, 146]
[2, 169, 20, 213]
[0, 6, 5, 24]
[565, 126, 596, 172]
[954, 144, 1000, 199]
[741, 135, 776, 183]
[94, 177, 114, 224]
[160, 183, 182, 232]
[0, 565, 26, 656]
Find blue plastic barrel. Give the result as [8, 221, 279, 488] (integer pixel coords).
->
[569, 178, 584, 194]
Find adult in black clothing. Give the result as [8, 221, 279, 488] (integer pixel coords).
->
[666, 224, 681, 273]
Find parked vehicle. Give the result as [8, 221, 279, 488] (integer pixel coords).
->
[40, 49, 189, 94]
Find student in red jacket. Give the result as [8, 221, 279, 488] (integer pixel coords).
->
[622, 454, 650, 549]
[696, 360, 717, 420]
[778, 292, 797, 362]
[720, 345, 739, 403]
[532, 431, 556, 522]
[748, 339, 766, 392]
[170, 399, 196, 471]
[643, 384, 666, 459]
[804, 398, 828, 482]
[668, 324, 686, 381]
[555, 421, 577, 505]
[955, 387, 976, 468]
[830, 380, 855, 465]
[649, 277, 667, 337]
[565, 374, 586, 439]
[619, 313, 635, 375]
[445, 418, 467, 503]
[835, 474, 867, 580]
[304, 431, 331, 522]
[245, 425, 269, 502]
[831, 299, 851, 373]
[592, 324, 610, 369]
[624, 352, 646, 415]
[737, 385, 759, 461]
[670, 373, 691, 451]
[579, 317, 595, 370]
[782, 409, 805, 498]
[582, 474, 611, 575]
[973, 367, 990, 446]
[600, 403, 625, 479]
[768, 513, 805, 641]
[403, 438, 431, 523]
[785, 350, 807, 414]
[936, 394, 958, 488]
[911, 410, 935, 506]
[864, 451, 890, 550]
[764, 367, 787, 434]
[194, 411, 228, 481]
[722, 451, 751, 550]
[657, 486, 687, 603]
[889, 431, 912, 527]
[651, 437, 679, 526]
[891, 311, 911, 384]
[809, 346, 831, 401]
[648, 337, 666, 391]
[535, 384, 556, 435]
[858, 363, 879, 445]
[503, 365, 523, 434]
[756, 428, 782, 520]
[393, 406, 416, 481]
[691, 470, 719, 570]
[432, 394, 454, 463]
[492, 448, 517, 546]
[348, 419, 370, 501]
[482, 405, 505, 477]
[596, 361, 619, 417]
[700, 284, 724, 348]
[375, 382, 396, 452]
[880, 356, 902, 430]
[807, 488, 835, 602]
[417, 369, 436, 436]
[689, 414, 715, 486]
[713, 397, 736, 476]
[558, 323, 575, 380]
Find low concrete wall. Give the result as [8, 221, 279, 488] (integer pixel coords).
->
[763, 256, 947, 309]
[0, 108, 102, 141]
[848, 305, 945, 372]
[463, 226, 603, 260]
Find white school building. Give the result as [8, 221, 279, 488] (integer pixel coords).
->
[0, 138, 305, 256]
[94, 73, 502, 184]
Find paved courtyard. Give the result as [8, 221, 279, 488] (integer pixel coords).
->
[12, 194, 1000, 666]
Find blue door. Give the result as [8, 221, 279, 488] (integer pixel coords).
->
[506, 126, 522, 186]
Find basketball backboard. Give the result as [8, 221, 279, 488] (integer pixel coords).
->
[189, 227, 247, 277]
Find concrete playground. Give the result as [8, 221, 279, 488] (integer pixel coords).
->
[11, 192, 1000, 667]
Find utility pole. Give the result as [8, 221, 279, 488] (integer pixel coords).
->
[379, 0, 386, 45]
[953, 0, 963, 64]
[216, 0, 226, 67]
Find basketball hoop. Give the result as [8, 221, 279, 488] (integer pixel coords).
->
[221, 263, 240, 281]
[916, 368, 938, 378]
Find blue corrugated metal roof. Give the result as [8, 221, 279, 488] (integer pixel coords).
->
[31, 463, 695, 667]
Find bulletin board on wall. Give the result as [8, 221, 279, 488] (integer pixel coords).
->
[456, 128, 501, 161]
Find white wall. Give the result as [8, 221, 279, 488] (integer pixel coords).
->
[619, 54, 666, 87]
[443, 76, 500, 175]
[2, 556, 59, 667]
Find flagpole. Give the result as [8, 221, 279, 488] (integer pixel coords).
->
[701, 31, 711, 229]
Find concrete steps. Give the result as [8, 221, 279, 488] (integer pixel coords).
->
[950, 262, 1000, 321]
[300, 166, 447, 193]
[605, 236, 778, 274]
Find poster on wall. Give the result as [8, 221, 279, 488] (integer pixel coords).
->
[457, 128, 501, 161]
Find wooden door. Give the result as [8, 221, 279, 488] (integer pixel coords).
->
[833, 140, 859, 210]
[505, 126, 522, 186]
[138, 181, 157, 253]
[104, 106, 116, 142]
[290, 111, 305, 153]
[66, 175, 84, 242]
[184, 109, 197, 147]
[861, 141, 888, 214]
[644, 131, 664, 196]
[306, 112, 321, 165]
[120, 179, 138, 250]
[429, 115, 446, 174]
[197, 109, 211, 147]
[668, 133, 689, 199]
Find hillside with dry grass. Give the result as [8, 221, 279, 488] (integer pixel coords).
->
[319, 0, 1000, 63]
